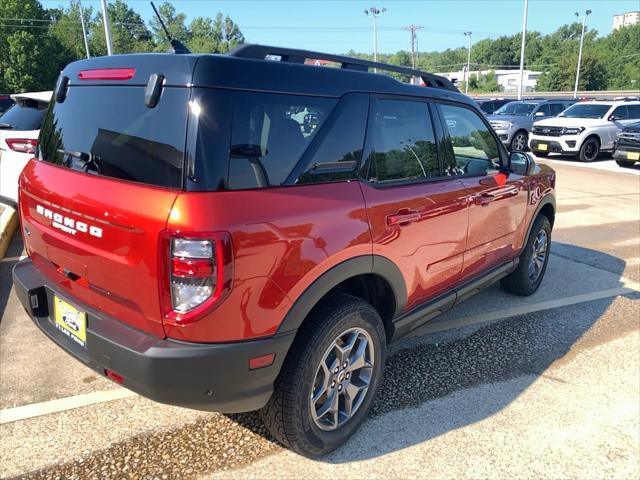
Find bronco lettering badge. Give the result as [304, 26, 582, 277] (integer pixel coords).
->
[35, 205, 103, 238]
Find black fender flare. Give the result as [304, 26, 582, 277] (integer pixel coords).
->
[525, 193, 556, 243]
[276, 255, 407, 334]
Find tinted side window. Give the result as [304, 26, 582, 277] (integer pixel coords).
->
[549, 103, 566, 116]
[0, 101, 47, 130]
[628, 104, 640, 119]
[291, 93, 368, 185]
[479, 102, 493, 114]
[367, 99, 439, 184]
[536, 104, 551, 117]
[612, 106, 629, 120]
[440, 103, 500, 177]
[228, 92, 336, 189]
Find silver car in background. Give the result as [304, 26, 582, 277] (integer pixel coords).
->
[488, 99, 574, 151]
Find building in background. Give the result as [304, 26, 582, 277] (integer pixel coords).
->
[435, 69, 542, 93]
[612, 11, 640, 30]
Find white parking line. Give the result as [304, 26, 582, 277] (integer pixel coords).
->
[0, 255, 26, 264]
[1, 279, 638, 425]
[0, 389, 136, 425]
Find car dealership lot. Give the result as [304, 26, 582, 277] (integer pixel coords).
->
[1, 155, 638, 479]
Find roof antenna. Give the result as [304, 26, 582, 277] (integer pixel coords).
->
[150, 1, 190, 54]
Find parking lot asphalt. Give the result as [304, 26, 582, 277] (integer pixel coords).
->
[0, 155, 638, 479]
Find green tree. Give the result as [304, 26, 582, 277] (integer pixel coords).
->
[149, 2, 189, 52]
[537, 52, 608, 91]
[90, 0, 153, 55]
[222, 14, 244, 52]
[0, 0, 65, 92]
[48, 1, 93, 62]
[468, 71, 501, 93]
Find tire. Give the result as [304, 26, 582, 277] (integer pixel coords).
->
[578, 136, 600, 162]
[510, 130, 528, 152]
[261, 293, 386, 457]
[501, 215, 552, 296]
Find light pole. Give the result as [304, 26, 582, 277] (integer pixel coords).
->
[517, 0, 529, 100]
[364, 7, 386, 72]
[100, 0, 114, 55]
[574, 9, 592, 99]
[464, 31, 472, 95]
[78, 0, 90, 58]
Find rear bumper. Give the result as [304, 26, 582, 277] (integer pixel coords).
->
[12, 259, 295, 413]
[613, 145, 640, 162]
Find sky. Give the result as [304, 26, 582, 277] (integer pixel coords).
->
[41, 0, 640, 55]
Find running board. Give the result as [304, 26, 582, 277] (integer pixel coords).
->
[391, 259, 518, 342]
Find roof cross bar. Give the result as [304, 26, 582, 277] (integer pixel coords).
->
[228, 44, 459, 93]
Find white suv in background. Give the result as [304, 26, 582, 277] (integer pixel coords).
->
[0, 91, 51, 205]
[529, 100, 640, 162]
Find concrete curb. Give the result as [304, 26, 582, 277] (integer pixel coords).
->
[0, 203, 19, 260]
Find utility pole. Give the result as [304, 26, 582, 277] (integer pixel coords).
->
[517, 0, 529, 100]
[403, 24, 423, 70]
[100, 0, 114, 56]
[78, 0, 90, 59]
[574, 10, 592, 99]
[364, 7, 386, 72]
[464, 31, 472, 95]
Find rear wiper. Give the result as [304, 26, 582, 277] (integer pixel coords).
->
[57, 149, 102, 173]
[0, 122, 13, 129]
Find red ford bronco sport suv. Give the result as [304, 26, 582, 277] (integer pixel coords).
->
[13, 45, 555, 457]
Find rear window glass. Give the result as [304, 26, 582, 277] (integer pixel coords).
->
[39, 86, 188, 189]
[0, 100, 47, 130]
[227, 92, 336, 189]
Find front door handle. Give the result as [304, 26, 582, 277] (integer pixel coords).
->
[387, 210, 420, 226]
[474, 193, 496, 206]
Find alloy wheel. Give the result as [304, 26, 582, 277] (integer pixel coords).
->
[528, 229, 548, 282]
[584, 140, 598, 161]
[512, 132, 527, 151]
[310, 327, 374, 431]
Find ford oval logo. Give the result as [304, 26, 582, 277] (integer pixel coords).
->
[542, 128, 550, 133]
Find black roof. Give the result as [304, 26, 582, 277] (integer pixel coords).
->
[60, 44, 471, 106]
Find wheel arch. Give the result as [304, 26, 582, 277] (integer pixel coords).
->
[276, 255, 407, 343]
[526, 194, 556, 242]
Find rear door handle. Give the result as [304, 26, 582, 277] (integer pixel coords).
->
[387, 210, 421, 226]
[474, 193, 496, 206]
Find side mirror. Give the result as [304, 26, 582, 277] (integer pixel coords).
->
[534, 111, 546, 117]
[508, 151, 532, 175]
[608, 115, 622, 122]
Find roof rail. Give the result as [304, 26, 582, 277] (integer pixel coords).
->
[228, 44, 459, 93]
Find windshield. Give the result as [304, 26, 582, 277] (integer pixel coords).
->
[494, 102, 537, 116]
[560, 104, 611, 119]
[0, 100, 47, 130]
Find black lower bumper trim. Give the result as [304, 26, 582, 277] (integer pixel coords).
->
[12, 259, 295, 413]
[530, 139, 566, 153]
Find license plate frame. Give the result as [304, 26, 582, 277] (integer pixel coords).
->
[53, 296, 87, 348]
[626, 151, 639, 161]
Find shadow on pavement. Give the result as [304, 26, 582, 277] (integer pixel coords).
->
[228, 242, 632, 462]
[14, 243, 636, 478]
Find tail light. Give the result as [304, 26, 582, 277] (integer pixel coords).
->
[6, 138, 37, 154]
[160, 232, 233, 326]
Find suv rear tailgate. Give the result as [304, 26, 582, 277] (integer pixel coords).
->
[20, 160, 177, 337]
